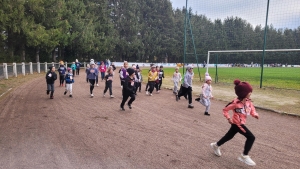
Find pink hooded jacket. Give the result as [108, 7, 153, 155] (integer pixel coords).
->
[223, 98, 258, 133]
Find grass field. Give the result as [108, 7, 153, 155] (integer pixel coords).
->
[142, 67, 300, 90]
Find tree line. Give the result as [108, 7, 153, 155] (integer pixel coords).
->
[0, 0, 299, 64]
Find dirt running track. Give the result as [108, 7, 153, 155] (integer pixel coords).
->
[0, 73, 299, 169]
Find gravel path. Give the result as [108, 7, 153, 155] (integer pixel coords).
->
[0, 73, 299, 169]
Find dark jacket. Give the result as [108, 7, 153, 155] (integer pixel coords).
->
[158, 70, 165, 80]
[75, 62, 81, 69]
[65, 73, 74, 84]
[58, 65, 66, 75]
[123, 76, 135, 94]
[105, 73, 113, 85]
[46, 71, 57, 84]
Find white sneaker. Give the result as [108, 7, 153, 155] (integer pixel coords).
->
[103, 93, 105, 97]
[150, 93, 153, 96]
[96, 84, 99, 87]
[238, 154, 256, 166]
[110, 95, 114, 98]
[210, 142, 221, 156]
[91, 94, 94, 97]
[146, 91, 149, 95]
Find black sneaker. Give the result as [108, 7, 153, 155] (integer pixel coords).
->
[120, 106, 125, 111]
[69, 95, 72, 97]
[50, 96, 54, 99]
[176, 95, 179, 101]
[195, 98, 200, 102]
[204, 112, 210, 116]
[64, 91, 67, 95]
[188, 104, 194, 108]
[47, 90, 50, 95]
[128, 104, 132, 109]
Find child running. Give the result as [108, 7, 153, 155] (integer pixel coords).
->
[146, 65, 158, 96]
[87, 61, 98, 97]
[198, 73, 213, 116]
[64, 68, 74, 97]
[136, 68, 142, 93]
[85, 64, 90, 83]
[157, 65, 164, 92]
[120, 68, 136, 111]
[45, 66, 57, 99]
[172, 67, 181, 94]
[71, 62, 76, 77]
[176, 65, 194, 108]
[103, 66, 114, 98]
[210, 79, 259, 166]
[58, 61, 66, 87]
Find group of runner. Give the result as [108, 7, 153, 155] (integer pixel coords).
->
[45, 59, 260, 166]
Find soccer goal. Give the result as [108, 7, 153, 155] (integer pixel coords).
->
[205, 49, 300, 88]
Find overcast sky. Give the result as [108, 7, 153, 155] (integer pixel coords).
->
[169, 0, 300, 29]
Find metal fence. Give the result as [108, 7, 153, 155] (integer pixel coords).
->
[0, 62, 63, 80]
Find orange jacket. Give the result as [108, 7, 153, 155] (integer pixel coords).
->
[223, 98, 258, 132]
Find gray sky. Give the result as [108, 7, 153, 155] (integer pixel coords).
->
[169, 0, 300, 29]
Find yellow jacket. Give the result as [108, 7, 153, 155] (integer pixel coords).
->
[148, 71, 158, 82]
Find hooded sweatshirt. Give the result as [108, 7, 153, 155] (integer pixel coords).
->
[87, 67, 98, 80]
[182, 71, 194, 88]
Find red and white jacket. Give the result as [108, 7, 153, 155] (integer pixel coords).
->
[99, 65, 106, 73]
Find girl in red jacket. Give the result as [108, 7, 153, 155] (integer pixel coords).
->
[99, 61, 106, 81]
[210, 79, 259, 166]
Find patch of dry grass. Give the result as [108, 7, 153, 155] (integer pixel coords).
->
[0, 73, 45, 100]
[162, 77, 300, 116]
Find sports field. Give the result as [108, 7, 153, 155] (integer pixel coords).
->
[142, 67, 300, 90]
[141, 66, 300, 115]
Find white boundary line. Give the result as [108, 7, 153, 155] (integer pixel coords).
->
[0, 88, 12, 98]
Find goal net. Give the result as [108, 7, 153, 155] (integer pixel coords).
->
[182, 0, 300, 88]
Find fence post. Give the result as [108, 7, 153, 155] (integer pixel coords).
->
[45, 62, 47, 72]
[22, 62, 25, 76]
[29, 62, 33, 74]
[65, 62, 68, 68]
[52, 62, 54, 66]
[37, 62, 40, 73]
[3, 63, 8, 79]
[13, 62, 17, 77]
[84, 62, 86, 68]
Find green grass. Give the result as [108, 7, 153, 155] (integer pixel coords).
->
[142, 67, 300, 90]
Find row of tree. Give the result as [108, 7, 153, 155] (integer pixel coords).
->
[0, 0, 299, 64]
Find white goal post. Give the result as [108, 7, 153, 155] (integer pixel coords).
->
[206, 49, 300, 73]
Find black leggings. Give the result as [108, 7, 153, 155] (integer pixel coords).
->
[89, 79, 95, 94]
[147, 81, 155, 94]
[76, 68, 80, 75]
[145, 81, 149, 91]
[158, 79, 162, 90]
[104, 83, 112, 95]
[178, 86, 192, 104]
[135, 82, 141, 93]
[120, 92, 135, 108]
[155, 82, 159, 91]
[59, 75, 65, 85]
[217, 124, 255, 155]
